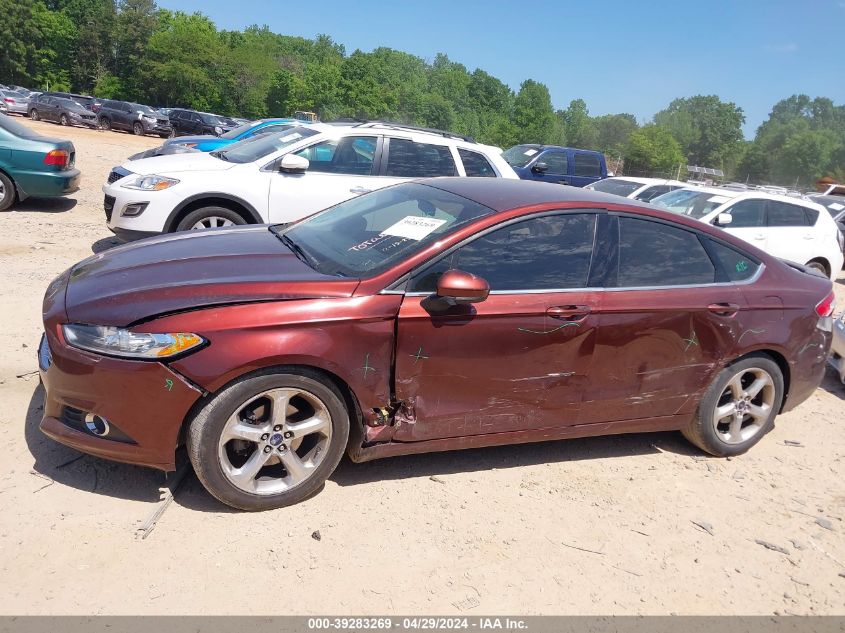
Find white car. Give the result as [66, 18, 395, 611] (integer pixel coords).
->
[103, 122, 518, 240]
[652, 186, 845, 280]
[585, 176, 687, 202]
[831, 311, 845, 384]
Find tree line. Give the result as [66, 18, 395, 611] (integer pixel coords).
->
[2, 0, 843, 188]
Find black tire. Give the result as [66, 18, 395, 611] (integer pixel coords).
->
[175, 205, 247, 232]
[159, 133, 170, 139]
[187, 369, 350, 511]
[99, 117, 111, 131]
[133, 122, 144, 136]
[29, 109, 39, 121]
[0, 171, 16, 212]
[682, 354, 784, 457]
[168, 128, 176, 138]
[59, 114, 69, 126]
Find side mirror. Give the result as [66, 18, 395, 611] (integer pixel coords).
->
[280, 154, 309, 173]
[436, 269, 490, 304]
[531, 162, 549, 174]
[716, 213, 733, 226]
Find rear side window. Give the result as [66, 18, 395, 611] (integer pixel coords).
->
[458, 149, 496, 177]
[707, 240, 760, 282]
[385, 139, 457, 177]
[573, 152, 601, 177]
[616, 217, 715, 287]
[410, 213, 597, 292]
[767, 201, 808, 227]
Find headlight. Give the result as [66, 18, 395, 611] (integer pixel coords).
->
[121, 174, 179, 191]
[142, 115, 156, 122]
[214, 126, 223, 135]
[63, 324, 205, 359]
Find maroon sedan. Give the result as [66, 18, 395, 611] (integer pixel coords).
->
[38, 179, 836, 510]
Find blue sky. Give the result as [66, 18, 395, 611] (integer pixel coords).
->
[160, 0, 844, 138]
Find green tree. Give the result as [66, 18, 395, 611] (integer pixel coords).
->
[560, 99, 598, 148]
[512, 79, 556, 144]
[593, 113, 638, 157]
[654, 95, 745, 167]
[624, 125, 685, 176]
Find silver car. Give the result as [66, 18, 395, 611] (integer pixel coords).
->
[0, 90, 29, 115]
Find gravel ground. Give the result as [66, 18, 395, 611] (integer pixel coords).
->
[0, 117, 843, 615]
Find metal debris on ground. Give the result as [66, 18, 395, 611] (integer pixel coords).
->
[311, 530, 322, 541]
[429, 475, 446, 484]
[754, 539, 791, 555]
[815, 517, 834, 531]
[136, 461, 190, 540]
[784, 440, 804, 447]
[691, 520, 715, 536]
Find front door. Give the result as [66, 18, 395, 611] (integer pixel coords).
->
[392, 211, 602, 442]
[716, 198, 768, 252]
[580, 215, 746, 423]
[267, 135, 382, 224]
[531, 150, 569, 184]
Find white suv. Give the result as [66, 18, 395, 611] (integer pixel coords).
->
[102, 122, 517, 240]
[652, 186, 845, 280]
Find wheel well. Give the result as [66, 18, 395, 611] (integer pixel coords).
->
[175, 363, 363, 450]
[806, 257, 830, 277]
[167, 196, 258, 232]
[729, 349, 791, 412]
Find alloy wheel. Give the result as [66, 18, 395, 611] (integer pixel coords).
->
[217, 387, 333, 495]
[712, 367, 775, 445]
[0, 180, 5, 204]
[192, 216, 236, 229]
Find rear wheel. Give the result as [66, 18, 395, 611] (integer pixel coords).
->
[0, 172, 16, 211]
[683, 354, 783, 457]
[99, 117, 111, 131]
[29, 109, 39, 121]
[175, 206, 246, 232]
[133, 122, 144, 136]
[187, 371, 350, 511]
[59, 114, 69, 126]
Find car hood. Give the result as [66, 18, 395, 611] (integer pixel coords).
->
[64, 226, 359, 326]
[162, 134, 220, 148]
[124, 151, 236, 176]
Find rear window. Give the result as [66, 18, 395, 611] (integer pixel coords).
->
[653, 189, 733, 219]
[589, 179, 644, 197]
[458, 148, 496, 177]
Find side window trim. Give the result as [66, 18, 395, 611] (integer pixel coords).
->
[399, 209, 605, 295]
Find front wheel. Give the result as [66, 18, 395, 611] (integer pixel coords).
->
[133, 122, 144, 136]
[0, 171, 16, 211]
[29, 109, 39, 121]
[175, 206, 246, 232]
[187, 370, 350, 510]
[682, 354, 784, 457]
[99, 117, 111, 131]
[59, 114, 69, 126]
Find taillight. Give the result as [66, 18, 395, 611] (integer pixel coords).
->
[815, 290, 836, 318]
[43, 150, 69, 168]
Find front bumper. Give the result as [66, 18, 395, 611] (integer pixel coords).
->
[142, 121, 172, 135]
[103, 181, 174, 234]
[38, 330, 202, 471]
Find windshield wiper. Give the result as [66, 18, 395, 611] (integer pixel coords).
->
[269, 225, 315, 268]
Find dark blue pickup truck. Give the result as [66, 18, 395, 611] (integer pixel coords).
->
[503, 144, 607, 187]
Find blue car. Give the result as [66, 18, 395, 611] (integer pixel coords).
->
[129, 118, 300, 160]
[502, 144, 608, 187]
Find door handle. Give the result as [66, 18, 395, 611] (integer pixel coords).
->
[547, 305, 591, 320]
[708, 302, 740, 317]
[349, 186, 372, 194]
[803, 235, 814, 240]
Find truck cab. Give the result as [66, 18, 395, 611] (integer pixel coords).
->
[502, 144, 607, 187]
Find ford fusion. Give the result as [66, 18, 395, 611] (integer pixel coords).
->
[39, 179, 835, 510]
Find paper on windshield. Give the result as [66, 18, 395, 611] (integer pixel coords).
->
[707, 195, 730, 204]
[382, 216, 447, 240]
[279, 132, 302, 143]
[523, 149, 538, 156]
[829, 202, 844, 211]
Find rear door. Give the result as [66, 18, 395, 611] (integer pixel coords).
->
[765, 199, 816, 265]
[570, 151, 604, 187]
[393, 211, 602, 441]
[267, 135, 383, 223]
[580, 215, 747, 423]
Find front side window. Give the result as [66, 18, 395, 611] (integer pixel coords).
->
[385, 138, 457, 178]
[616, 217, 715, 287]
[573, 152, 601, 177]
[458, 148, 496, 177]
[540, 151, 568, 174]
[295, 136, 377, 175]
[721, 199, 765, 228]
[410, 213, 597, 293]
[767, 201, 809, 227]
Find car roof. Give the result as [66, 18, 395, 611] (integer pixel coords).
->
[417, 177, 655, 213]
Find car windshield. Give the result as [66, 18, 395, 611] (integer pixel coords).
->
[221, 121, 266, 139]
[651, 189, 734, 219]
[3, 91, 26, 99]
[279, 182, 496, 278]
[0, 113, 43, 139]
[809, 195, 845, 217]
[502, 145, 542, 168]
[216, 126, 319, 163]
[58, 99, 85, 112]
[588, 179, 644, 196]
[133, 104, 156, 115]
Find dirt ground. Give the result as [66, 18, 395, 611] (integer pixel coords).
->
[0, 117, 843, 616]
